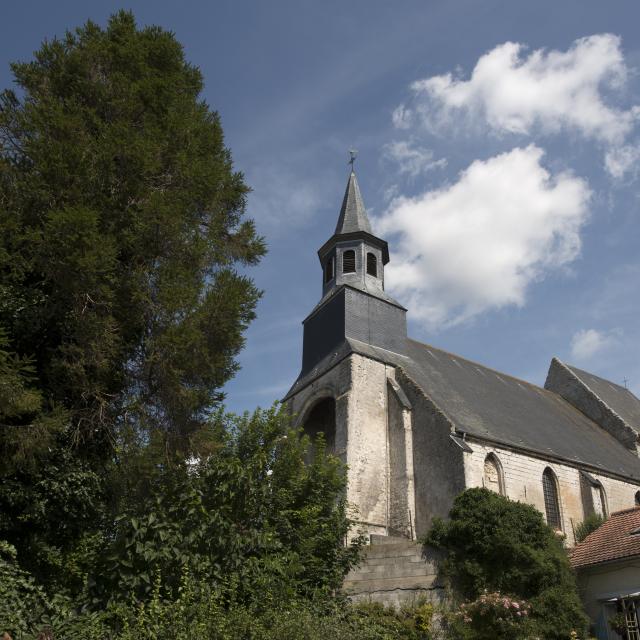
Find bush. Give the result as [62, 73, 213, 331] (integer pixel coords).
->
[574, 513, 606, 543]
[109, 574, 432, 640]
[447, 591, 534, 640]
[425, 488, 588, 640]
[93, 405, 361, 605]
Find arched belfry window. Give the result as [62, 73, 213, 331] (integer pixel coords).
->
[366, 252, 377, 277]
[635, 490, 640, 507]
[483, 453, 505, 495]
[324, 256, 334, 283]
[342, 250, 356, 273]
[542, 468, 562, 530]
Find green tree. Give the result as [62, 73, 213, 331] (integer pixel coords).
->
[426, 488, 588, 640]
[0, 10, 264, 458]
[0, 10, 264, 587]
[96, 406, 361, 605]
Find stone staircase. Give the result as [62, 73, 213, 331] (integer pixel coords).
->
[343, 536, 444, 607]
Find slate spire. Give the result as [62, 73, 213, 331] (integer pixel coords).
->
[334, 170, 373, 235]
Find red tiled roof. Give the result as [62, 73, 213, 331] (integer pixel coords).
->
[570, 507, 640, 569]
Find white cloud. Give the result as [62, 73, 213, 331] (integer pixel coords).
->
[383, 140, 447, 178]
[391, 104, 413, 130]
[375, 145, 591, 327]
[401, 34, 640, 177]
[570, 329, 617, 361]
[604, 143, 640, 180]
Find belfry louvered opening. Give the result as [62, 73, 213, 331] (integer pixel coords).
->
[366, 252, 377, 277]
[542, 468, 562, 530]
[324, 256, 334, 283]
[342, 250, 356, 273]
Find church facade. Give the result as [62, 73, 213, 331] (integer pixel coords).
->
[284, 169, 640, 545]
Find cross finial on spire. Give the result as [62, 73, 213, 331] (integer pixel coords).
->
[348, 148, 358, 171]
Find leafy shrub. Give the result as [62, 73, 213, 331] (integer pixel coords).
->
[425, 488, 588, 640]
[447, 591, 533, 640]
[0, 540, 49, 639]
[109, 572, 431, 640]
[574, 513, 606, 543]
[94, 406, 361, 605]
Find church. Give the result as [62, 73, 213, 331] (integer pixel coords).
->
[284, 167, 640, 546]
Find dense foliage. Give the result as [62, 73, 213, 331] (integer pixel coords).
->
[0, 11, 265, 459]
[1, 406, 378, 639]
[0, 10, 264, 589]
[426, 488, 589, 640]
[95, 406, 361, 605]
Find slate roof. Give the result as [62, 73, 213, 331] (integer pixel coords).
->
[399, 339, 640, 481]
[334, 171, 372, 235]
[566, 364, 640, 430]
[284, 336, 640, 482]
[570, 507, 640, 568]
[304, 282, 405, 323]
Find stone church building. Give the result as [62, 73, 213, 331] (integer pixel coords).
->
[284, 169, 640, 547]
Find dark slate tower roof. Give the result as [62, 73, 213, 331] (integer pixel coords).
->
[318, 170, 389, 266]
[334, 171, 373, 235]
[289, 166, 408, 381]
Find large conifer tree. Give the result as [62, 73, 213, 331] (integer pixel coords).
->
[0, 11, 264, 458]
[0, 11, 265, 584]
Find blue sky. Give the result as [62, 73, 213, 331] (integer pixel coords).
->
[2, 1, 639, 413]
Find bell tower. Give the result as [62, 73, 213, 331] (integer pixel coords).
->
[285, 160, 415, 539]
[300, 166, 407, 375]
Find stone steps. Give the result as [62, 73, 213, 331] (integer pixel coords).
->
[344, 574, 439, 593]
[343, 536, 444, 607]
[362, 543, 423, 558]
[364, 554, 427, 566]
[347, 563, 437, 580]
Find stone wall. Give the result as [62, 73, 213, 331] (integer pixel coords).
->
[346, 354, 392, 532]
[463, 439, 640, 545]
[395, 369, 467, 538]
[387, 375, 416, 538]
[288, 352, 640, 545]
[288, 353, 395, 535]
[545, 358, 639, 454]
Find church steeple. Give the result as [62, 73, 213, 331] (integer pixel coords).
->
[297, 160, 407, 375]
[334, 171, 372, 235]
[318, 167, 390, 299]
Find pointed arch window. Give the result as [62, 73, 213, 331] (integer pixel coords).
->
[483, 453, 505, 496]
[342, 250, 356, 273]
[366, 252, 378, 277]
[542, 468, 562, 530]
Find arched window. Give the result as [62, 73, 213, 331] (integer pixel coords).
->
[483, 453, 505, 495]
[635, 490, 640, 507]
[302, 397, 336, 460]
[542, 468, 562, 530]
[342, 249, 356, 273]
[324, 256, 334, 283]
[366, 252, 377, 277]
[597, 485, 608, 517]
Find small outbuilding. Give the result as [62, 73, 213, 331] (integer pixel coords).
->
[571, 507, 640, 640]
